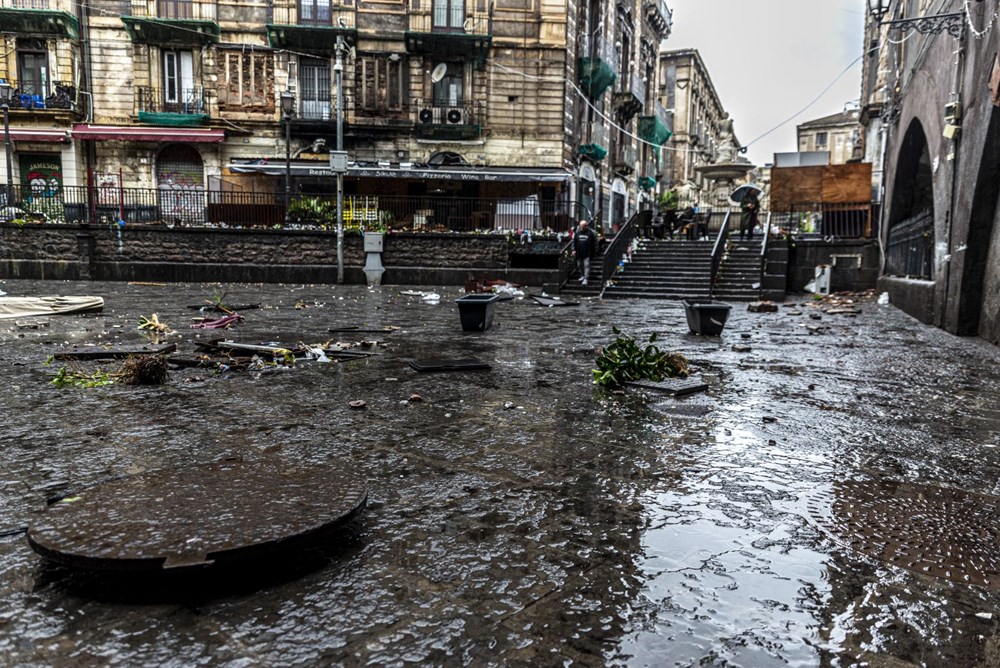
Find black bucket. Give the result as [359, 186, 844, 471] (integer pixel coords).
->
[456, 293, 500, 332]
[683, 299, 732, 336]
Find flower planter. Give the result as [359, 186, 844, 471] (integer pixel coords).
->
[683, 299, 732, 336]
[455, 293, 500, 332]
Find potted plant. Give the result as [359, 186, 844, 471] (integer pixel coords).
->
[455, 293, 501, 332]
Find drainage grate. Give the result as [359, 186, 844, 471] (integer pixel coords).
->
[808, 480, 1000, 589]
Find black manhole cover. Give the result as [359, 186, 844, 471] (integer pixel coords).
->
[27, 459, 367, 572]
[808, 480, 1000, 589]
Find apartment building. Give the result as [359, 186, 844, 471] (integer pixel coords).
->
[0, 0, 673, 232]
[796, 109, 862, 166]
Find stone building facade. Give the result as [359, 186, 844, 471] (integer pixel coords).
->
[796, 109, 862, 166]
[860, 0, 1000, 344]
[657, 48, 736, 204]
[0, 0, 674, 234]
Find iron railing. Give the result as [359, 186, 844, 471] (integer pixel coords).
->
[768, 202, 872, 238]
[136, 86, 206, 115]
[0, 80, 76, 110]
[412, 99, 484, 127]
[598, 209, 648, 294]
[268, 1, 355, 27]
[885, 210, 934, 279]
[122, 0, 218, 20]
[709, 211, 732, 299]
[0, 185, 586, 233]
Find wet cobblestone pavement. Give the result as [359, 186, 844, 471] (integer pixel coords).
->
[2, 278, 1000, 667]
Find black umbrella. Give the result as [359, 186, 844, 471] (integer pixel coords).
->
[730, 183, 763, 204]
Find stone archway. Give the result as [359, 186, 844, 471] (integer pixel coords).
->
[956, 108, 1000, 339]
[885, 119, 934, 279]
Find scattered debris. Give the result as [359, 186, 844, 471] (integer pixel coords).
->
[826, 308, 862, 316]
[408, 359, 491, 372]
[138, 313, 172, 333]
[593, 328, 688, 387]
[531, 295, 580, 307]
[503, 401, 516, 410]
[732, 344, 752, 353]
[328, 326, 400, 334]
[51, 343, 177, 361]
[748, 301, 779, 313]
[116, 354, 170, 385]
[191, 314, 244, 329]
[626, 377, 709, 397]
[809, 313, 823, 320]
[349, 400, 367, 410]
[0, 296, 104, 319]
[408, 394, 424, 402]
[763, 416, 777, 423]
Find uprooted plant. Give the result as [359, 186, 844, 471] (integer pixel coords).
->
[47, 354, 170, 388]
[592, 327, 689, 387]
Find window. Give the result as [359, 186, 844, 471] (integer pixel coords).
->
[815, 131, 828, 147]
[162, 50, 194, 110]
[432, 0, 464, 31]
[300, 58, 330, 119]
[299, 0, 330, 25]
[17, 42, 47, 97]
[218, 50, 275, 113]
[359, 56, 405, 112]
[158, 0, 193, 19]
[432, 63, 462, 107]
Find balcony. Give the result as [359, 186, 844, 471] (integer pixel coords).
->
[639, 100, 672, 147]
[613, 144, 637, 175]
[0, 0, 78, 39]
[643, 0, 672, 40]
[404, 12, 492, 69]
[121, 0, 219, 46]
[1, 80, 80, 116]
[412, 99, 483, 140]
[267, 2, 357, 54]
[578, 38, 618, 99]
[613, 73, 645, 121]
[136, 86, 209, 126]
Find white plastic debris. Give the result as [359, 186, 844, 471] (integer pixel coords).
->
[878, 292, 890, 305]
[305, 346, 331, 363]
[975, 612, 993, 621]
[421, 292, 441, 304]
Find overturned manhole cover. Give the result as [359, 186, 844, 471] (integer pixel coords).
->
[27, 459, 367, 572]
[808, 480, 1000, 589]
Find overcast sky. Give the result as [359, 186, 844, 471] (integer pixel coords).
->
[664, 0, 867, 166]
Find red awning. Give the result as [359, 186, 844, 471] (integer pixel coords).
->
[71, 124, 225, 143]
[7, 128, 71, 143]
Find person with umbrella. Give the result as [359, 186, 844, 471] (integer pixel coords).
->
[733, 184, 761, 242]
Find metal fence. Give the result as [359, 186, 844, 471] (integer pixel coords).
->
[885, 210, 933, 279]
[0, 185, 589, 233]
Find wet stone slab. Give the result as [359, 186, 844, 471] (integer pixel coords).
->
[2, 279, 1000, 666]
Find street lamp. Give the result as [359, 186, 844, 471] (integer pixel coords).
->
[280, 89, 295, 223]
[866, 0, 890, 23]
[0, 81, 14, 207]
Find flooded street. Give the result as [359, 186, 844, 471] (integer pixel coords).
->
[2, 278, 1000, 666]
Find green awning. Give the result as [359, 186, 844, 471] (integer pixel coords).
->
[578, 143, 607, 161]
[638, 115, 672, 146]
[578, 57, 616, 99]
[138, 111, 209, 127]
[638, 176, 657, 190]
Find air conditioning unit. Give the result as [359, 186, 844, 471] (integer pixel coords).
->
[445, 107, 464, 124]
[418, 108, 434, 123]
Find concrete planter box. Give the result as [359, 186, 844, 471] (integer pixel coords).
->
[683, 299, 732, 336]
[456, 293, 500, 332]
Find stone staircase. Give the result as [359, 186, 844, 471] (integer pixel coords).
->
[596, 238, 780, 301]
[560, 246, 609, 297]
[601, 239, 714, 300]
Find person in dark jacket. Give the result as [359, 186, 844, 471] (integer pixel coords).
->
[739, 190, 760, 241]
[573, 219, 598, 285]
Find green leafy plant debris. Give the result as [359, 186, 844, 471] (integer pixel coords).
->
[592, 327, 689, 387]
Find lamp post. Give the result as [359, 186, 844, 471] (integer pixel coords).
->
[0, 81, 13, 207]
[866, 0, 890, 23]
[280, 89, 295, 223]
[334, 34, 345, 283]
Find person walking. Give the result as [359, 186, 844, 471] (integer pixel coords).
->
[573, 219, 598, 285]
[739, 190, 760, 242]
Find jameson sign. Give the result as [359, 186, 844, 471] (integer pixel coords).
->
[19, 154, 65, 221]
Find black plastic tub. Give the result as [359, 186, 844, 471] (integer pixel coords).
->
[456, 293, 500, 332]
[683, 299, 732, 336]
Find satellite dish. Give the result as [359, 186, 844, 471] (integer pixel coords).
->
[430, 63, 448, 83]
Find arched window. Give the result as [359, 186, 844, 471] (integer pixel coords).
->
[885, 119, 933, 279]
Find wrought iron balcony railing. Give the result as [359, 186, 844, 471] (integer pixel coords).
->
[269, 1, 355, 28]
[0, 80, 77, 110]
[122, 0, 218, 20]
[136, 86, 206, 115]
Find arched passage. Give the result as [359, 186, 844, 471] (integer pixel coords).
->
[885, 119, 934, 279]
[156, 144, 205, 225]
[956, 107, 1000, 338]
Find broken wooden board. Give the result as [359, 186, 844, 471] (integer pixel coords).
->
[328, 326, 399, 334]
[52, 343, 177, 361]
[626, 377, 710, 397]
[408, 359, 491, 372]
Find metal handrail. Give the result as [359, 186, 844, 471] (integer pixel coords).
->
[597, 209, 649, 296]
[708, 210, 732, 299]
[758, 210, 771, 300]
